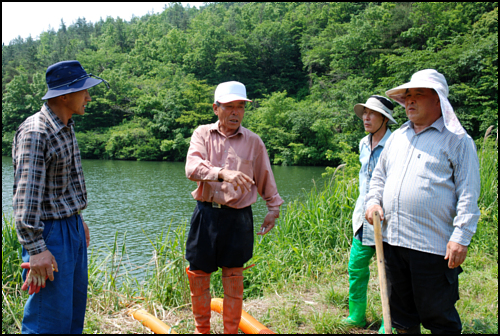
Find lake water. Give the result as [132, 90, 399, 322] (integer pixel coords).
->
[2, 156, 326, 276]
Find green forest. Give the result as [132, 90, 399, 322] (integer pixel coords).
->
[2, 2, 498, 166]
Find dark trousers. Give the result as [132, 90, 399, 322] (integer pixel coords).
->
[186, 201, 254, 274]
[383, 243, 462, 334]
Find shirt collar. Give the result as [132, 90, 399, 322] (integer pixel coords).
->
[41, 103, 75, 133]
[403, 116, 446, 133]
[210, 120, 245, 138]
[361, 128, 392, 149]
[376, 128, 392, 148]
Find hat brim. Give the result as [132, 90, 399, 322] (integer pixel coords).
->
[354, 104, 397, 125]
[216, 93, 252, 104]
[42, 77, 103, 100]
[385, 81, 437, 107]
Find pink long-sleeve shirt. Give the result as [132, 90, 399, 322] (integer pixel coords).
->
[185, 121, 283, 211]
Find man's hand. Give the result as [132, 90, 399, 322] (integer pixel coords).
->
[21, 263, 49, 295]
[444, 241, 468, 269]
[29, 249, 58, 282]
[219, 169, 254, 192]
[365, 204, 384, 225]
[258, 210, 279, 235]
[82, 218, 90, 248]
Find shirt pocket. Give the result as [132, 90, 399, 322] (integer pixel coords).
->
[46, 147, 72, 187]
[226, 149, 254, 179]
[415, 150, 451, 182]
[236, 157, 254, 179]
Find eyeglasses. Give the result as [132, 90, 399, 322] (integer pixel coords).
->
[49, 74, 110, 90]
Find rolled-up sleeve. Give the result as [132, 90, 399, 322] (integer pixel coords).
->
[185, 127, 222, 182]
[449, 136, 481, 246]
[13, 131, 48, 255]
[253, 142, 283, 211]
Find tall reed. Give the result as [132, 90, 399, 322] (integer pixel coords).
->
[2, 213, 24, 332]
[141, 219, 190, 306]
[243, 172, 358, 297]
[2, 213, 23, 287]
[471, 127, 498, 256]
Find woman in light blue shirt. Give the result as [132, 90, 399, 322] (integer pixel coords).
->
[342, 95, 397, 333]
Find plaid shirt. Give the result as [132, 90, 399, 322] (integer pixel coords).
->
[12, 103, 87, 255]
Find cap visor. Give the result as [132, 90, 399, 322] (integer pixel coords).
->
[216, 94, 252, 104]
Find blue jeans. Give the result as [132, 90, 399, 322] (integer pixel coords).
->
[21, 214, 88, 334]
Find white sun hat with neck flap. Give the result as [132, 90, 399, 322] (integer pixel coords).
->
[385, 69, 465, 135]
[214, 81, 252, 104]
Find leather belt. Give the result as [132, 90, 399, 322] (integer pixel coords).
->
[202, 201, 233, 209]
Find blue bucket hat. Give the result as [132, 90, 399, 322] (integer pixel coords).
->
[41, 60, 109, 100]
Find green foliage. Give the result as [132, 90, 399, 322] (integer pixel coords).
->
[2, 213, 23, 289]
[470, 129, 498, 257]
[2, 72, 46, 133]
[75, 131, 109, 159]
[104, 119, 162, 161]
[2, 213, 24, 333]
[2, 2, 498, 163]
[160, 132, 191, 161]
[243, 176, 358, 298]
[323, 141, 362, 182]
[2, 131, 15, 157]
[141, 221, 190, 307]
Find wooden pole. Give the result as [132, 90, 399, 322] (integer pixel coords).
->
[373, 211, 392, 334]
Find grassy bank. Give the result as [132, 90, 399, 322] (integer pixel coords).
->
[2, 134, 498, 334]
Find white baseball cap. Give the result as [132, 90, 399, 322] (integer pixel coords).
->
[214, 81, 252, 104]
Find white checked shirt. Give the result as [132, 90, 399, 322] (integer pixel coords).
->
[365, 117, 480, 256]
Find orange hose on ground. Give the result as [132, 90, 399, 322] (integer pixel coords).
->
[211, 298, 276, 334]
[129, 309, 178, 334]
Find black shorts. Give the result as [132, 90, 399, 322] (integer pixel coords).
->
[186, 201, 254, 274]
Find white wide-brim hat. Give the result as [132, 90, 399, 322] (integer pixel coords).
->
[354, 95, 397, 125]
[214, 81, 252, 104]
[386, 69, 465, 135]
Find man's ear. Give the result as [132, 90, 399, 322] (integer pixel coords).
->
[213, 103, 219, 115]
[432, 90, 440, 106]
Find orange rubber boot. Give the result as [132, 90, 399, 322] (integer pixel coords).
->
[186, 266, 212, 334]
[222, 267, 244, 334]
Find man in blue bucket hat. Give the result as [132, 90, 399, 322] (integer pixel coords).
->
[12, 60, 108, 333]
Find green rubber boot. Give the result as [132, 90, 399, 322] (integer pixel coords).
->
[341, 237, 376, 327]
[378, 317, 385, 333]
[342, 300, 368, 327]
[378, 317, 397, 334]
